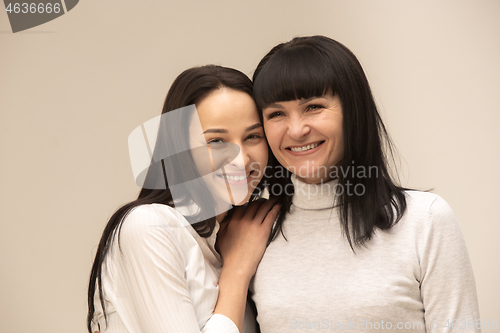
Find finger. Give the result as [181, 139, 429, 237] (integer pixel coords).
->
[217, 223, 228, 238]
[231, 204, 246, 221]
[215, 226, 227, 251]
[218, 218, 230, 231]
[253, 198, 280, 223]
[244, 198, 267, 219]
[216, 219, 229, 241]
[262, 204, 281, 230]
[267, 196, 280, 204]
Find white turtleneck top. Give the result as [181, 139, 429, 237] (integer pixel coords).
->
[250, 176, 480, 333]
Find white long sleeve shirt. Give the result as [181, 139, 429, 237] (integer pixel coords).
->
[91, 203, 257, 333]
[250, 175, 481, 333]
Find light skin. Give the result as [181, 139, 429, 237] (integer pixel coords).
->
[189, 88, 269, 217]
[262, 91, 344, 184]
[94, 88, 278, 333]
[214, 198, 278, 331]
[192, 88, 278, 332]
[212, 91, 342, 330]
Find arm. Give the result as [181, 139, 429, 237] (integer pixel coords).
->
[105, 205, 238, 333]
[420, 196, 481, 332]
[215, 199, 280, 332]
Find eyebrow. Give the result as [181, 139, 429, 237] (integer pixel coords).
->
[265, 96, 327, 109]
[201, 123, 262, 135]
[299, 96, 327, 105]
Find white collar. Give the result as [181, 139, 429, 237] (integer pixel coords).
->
[291, 174, 339, 210]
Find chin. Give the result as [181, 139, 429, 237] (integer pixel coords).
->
[230, 187, 253, 205]
[233, 199, 249, 206]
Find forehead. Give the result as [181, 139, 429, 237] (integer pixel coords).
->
[254, 50, 335, 109]
[190, 89, 260, 132]
[263, 91, 336, 109]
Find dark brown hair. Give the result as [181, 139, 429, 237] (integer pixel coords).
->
[253, 36, 408, 249]
[87, 65, 256, 332]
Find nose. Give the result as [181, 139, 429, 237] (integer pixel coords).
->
[286, 115, 310, 140]
[227, 144, 249, 170]
[207, 142, 240, 172]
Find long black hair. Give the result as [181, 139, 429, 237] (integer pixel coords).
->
[87, 65, 257, 332]
[253, 35, 408, 249]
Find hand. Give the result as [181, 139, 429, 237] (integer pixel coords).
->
[216, 198, 280, 279]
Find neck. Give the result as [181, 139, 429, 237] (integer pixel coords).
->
[295, 174, 339, 185]
[291, 174, 339, 210]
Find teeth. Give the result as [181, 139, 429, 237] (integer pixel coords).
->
[290, 142, 320, 152]
[217, 173, 250, 181]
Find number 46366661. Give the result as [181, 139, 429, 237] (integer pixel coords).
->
[6, 2, 61, 14]
[443, 319, 498, 330]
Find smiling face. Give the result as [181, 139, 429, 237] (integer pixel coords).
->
[262, 91, 344, 184]
[189, 88, 268, 207]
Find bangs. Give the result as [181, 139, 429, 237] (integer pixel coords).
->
[253, 45, 338, 109]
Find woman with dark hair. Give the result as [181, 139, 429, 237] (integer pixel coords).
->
[249, 36, 480, 332]
[87, 65, 279, 333]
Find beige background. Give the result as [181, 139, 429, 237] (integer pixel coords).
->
[1, 1, 499, 332]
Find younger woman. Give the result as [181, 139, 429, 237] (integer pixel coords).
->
[87, 65, 278, 333]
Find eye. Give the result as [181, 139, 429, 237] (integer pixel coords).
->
[306, 104, 324, 111]
[207, 138, 226, 148]
[246, 133, 263, 140]
[207, 138, 224, 144]
[266, 111, 283, 120]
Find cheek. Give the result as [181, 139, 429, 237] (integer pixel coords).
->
[321, 116, 343, 144]
[190, 152, 203, 175]
[335, 126, 344, 151]
[338, 133, 344, 152]
[190, 148, 214, 175]
[331, 127, 344, 161]
[264, 123, 282, 150]
[252, 142, 269, 169]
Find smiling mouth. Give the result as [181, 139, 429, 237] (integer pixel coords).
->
[216, 171, 253, 182]
[287, 141, 324, 152]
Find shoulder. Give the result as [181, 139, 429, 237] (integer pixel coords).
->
[118, 204, 190, 247]
[124, 203, 188, 228]
[403, 190, 454, 219]
[399, 192, 470, 267]
[401, 190, 460, 236]
[404, 190, 439, 209]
